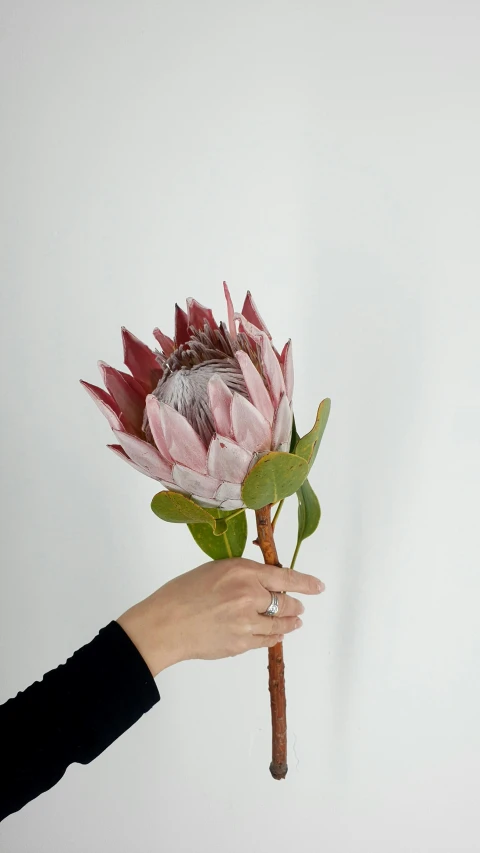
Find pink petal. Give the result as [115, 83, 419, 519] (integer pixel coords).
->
[175, 304, 190, 346]
[207, 435, 253, 483]
[208, 374, 233, 437]
[153, 328, 175, 357]
[159, 481, 189, 495]
[234, 319, 286, 408]
[215, 482, 242, 502]
[279, 340, 294, 402]
[121, 327, 161, 390]
[98, 362, 145, 432]
[190, 495, 221, 508]
[145, 395, 173, 463]
[272, 394, 293, 451]
[111, 431, 173, 480]
[187, 298, 218, 331]
[220, 499, 244, 511]
[118, 369, 148, 398]
[172, 464, 221, 498]
[109, 444, 155, 478]
[146, 397, 208, 473]
[80, 380, 123, 431]
[241, 291, 271, 338]
[223, 281, 237, 339]
[231, 393, 272, 453]
[235, 351, 274, 425]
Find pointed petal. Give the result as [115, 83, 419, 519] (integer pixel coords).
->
[175, 304, 190, 346]
[208, 374, 233, 437]
[215, 482, 242, 502]
[118, 369, 148, 397]
[220, 499, 244, 511]
[111, 431, 172, 480]
[80, 380, 123, 430]
[241, 291, 271, 338]
[207, 434, 253, 483]
[153, 327, 175, 357]
[108, 444, 157, 479]
[172, 464, 221, 498]
[190, 495, 222, 508]
[145, 395, 174, 462]
[231, 393, 271, 453]
[98, 362, 145, 432]
[146, 397, 208, 473]
[272, 394, 293, 451]
[223, 281, 237, 339]
[235, 351, 274, 425]
[121, 327, 161, 390]
[235, 319, 286, 408]
[187, 298, 218, 331]
[279, 340, 294, 402]
[159, 481, 189, 495]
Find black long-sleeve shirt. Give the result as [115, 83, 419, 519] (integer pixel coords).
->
[0, 621, 160, 822]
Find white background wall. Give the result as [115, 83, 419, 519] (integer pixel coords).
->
[1, 1, 479, 851]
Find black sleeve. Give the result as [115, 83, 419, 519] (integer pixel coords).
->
[0, 621, 160, 822]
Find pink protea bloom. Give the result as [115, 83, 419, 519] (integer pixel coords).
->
[81, 284, 294, 511]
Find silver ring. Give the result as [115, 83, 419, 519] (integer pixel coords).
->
[264, 592, 280, 617]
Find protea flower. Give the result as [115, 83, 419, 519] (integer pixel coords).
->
[81, 283, 294, 511]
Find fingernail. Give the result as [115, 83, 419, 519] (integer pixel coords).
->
[299, 603, 305, 615]
[317, 581, 325, 593]
[295, 618, 303, 629]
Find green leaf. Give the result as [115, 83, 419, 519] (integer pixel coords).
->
[151, 491, 217, 528]
[295, 398, 331, 471]
[289, 414, 300, 453]
[242, 452, 308, 510]
[188, 509, 248, 560]
[291, 479, 321, 569]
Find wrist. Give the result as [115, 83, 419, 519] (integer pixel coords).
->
[117, 600, 179, 678]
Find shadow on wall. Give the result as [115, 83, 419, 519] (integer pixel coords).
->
[308, 247, 428, 776]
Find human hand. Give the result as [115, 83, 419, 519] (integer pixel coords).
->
[117, 558, 325, 677]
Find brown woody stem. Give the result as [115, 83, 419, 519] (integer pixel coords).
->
[255, 505, 288, 780]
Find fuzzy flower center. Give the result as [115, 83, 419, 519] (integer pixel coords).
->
[144, 323, 254, 445]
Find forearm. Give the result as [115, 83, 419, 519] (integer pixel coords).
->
[0, 622, 159, 822]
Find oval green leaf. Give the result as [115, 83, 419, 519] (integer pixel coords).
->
[295, 398, 331, 471]
[290, 478, 321, 569]
[151, 491, 216, 527]
[188, 509, 248, 560]
[242, 452, 308, 510]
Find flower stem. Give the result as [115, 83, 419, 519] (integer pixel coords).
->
[254, 505, 288, 780]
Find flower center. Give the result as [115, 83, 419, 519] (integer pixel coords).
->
[144, 323, 251, 445]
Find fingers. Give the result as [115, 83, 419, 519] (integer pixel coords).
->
[252, 614, 302, 636]
[257, 592, 304, 618]
[257, 565, 325, 595]
[249, 633, 285, 650]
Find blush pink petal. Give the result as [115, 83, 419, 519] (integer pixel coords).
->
[220, 499, 244, 511]
[80, 381, 123, 431]
[145, 395, 174, 463]
[98, 362, 145, 432]
[121, 327, 160, 390]
[187, 298, 218, 331]
[241, 291, 272, 338]
[191, 495, 221, 508]
[280, 340, 294, 402]
[207, 435, 253, 483]
[153, 328, 175, 357]
[175, 304, 190, 346]
[159, 481, 189, 495]
[235, 316, 286, 407]
[231, 393, 271, 453]
[172, 464, 221, 498]
[235, 351, 274, 425]
[155, 401, 208, 473]
[223, 281, 237, 339]
[111, 431, 173, 481]
[215, 482, 242, 502]
[272, 393, 293, 451]
[208, 374, 233, 437]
